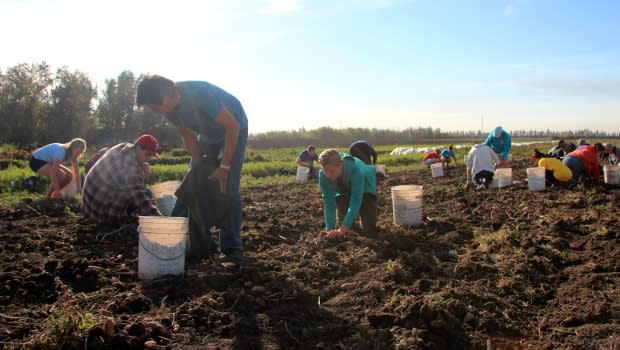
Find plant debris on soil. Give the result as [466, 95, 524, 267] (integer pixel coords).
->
[0, 161, 619, 349]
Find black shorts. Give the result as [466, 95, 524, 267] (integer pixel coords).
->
[29, 157, 48, 172]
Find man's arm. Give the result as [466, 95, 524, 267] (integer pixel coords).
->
[210, 106, 241, 193]
[176, 125, 201, 163]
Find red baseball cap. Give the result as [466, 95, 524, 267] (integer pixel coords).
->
[135, 134, 160, 158]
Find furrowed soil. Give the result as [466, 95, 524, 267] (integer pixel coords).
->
[1, 161, 619, 349]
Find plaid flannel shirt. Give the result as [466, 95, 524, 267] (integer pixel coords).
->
[82, 142, 160, 224]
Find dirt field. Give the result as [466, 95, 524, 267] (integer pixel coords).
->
[0, 161, 618, 349]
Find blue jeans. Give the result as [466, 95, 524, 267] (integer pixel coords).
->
[563, 156, 584, 184]
[171, 128, 248, 251]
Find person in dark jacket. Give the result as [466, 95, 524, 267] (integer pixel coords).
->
[547, 139, 567, 159]
[349, 140, 377, 165]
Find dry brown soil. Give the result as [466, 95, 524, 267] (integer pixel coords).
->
[0, 161, 619, 349]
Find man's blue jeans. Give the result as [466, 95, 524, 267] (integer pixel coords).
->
[171, 128, 247, 251]
[563, 156, 584, 184]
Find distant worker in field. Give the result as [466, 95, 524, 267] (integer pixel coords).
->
[464, 144, 500, 189]
[136, 75, 248, 261]
[603, 143, 619, 165]
[422, 148, 442, 166]
[593, 143, 606, 160]
[576, 138, 589, 150]
[318, 149, 377, 239]
[530, 149, 572, 185]
[484, 126, 511, 167]
[81, 135, 162, 224]
[28, 138, 86, 199]
[349, 140, 378, 165]
[440, 145, 457, 166]
[562, 145, 601, 185]
[296, 145, 319, 179]
[547, 139, 567, 159]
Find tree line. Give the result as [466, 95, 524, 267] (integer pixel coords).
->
[1, 62, 617, 152]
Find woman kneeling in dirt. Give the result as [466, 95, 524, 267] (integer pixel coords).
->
[28, 138, 86, 198]
[318, 149, 377, 239]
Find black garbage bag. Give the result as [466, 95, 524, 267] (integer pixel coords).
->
[175, 157, 229, 260]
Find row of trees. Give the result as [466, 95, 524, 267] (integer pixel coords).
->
[1, 62, 617, 151]
[0, 62, 178, 150]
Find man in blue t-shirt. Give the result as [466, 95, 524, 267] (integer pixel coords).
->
[137, 75, 248, 261]
[297, 145, 319, 179]
[440, 145, 457, 166]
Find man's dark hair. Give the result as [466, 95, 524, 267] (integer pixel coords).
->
[308, 145, 316, 152]
[136, 75, 176, 106]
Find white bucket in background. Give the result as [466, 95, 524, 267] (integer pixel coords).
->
[526, 167, 546, 192]
[375, 164, 387, 176]
[151, 180, 181, 216]
[391, 185, 423, 226]
[62, 179, 78, 197]
[604, 165, 620, 185]
[430, 163, 444, 178]
[50, 179, 77, 199]
[138, 216, 188, 280]
[296, 165, 310, 182]
[496, 168, 512, 188]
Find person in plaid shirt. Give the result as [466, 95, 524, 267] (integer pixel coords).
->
[81, 135, 162, 224]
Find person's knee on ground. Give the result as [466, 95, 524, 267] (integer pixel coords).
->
[359, 193, 377, 236]
[335, 195, 348, 225]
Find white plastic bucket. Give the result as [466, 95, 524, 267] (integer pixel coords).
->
[604, 165, 620, 185]
[391, 185, 423, 226]
[62, 179, 78, 197]
[496, 168, 512, 188]
[430, 163, 444, 178]
[138, 216, 188, 280]
[375, 164, 386, 176]
[296, 165, 310, 182]
[151, 181, 181, 216]
[526, 167, 546, 192]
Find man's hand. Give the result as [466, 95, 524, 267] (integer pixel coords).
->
[498, 159, 510, 168]
[209, 167, 228, 193]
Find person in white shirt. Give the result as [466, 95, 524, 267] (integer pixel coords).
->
[464, 144, 500, 189]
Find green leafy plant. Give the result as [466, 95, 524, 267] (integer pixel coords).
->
[32, 278, 97, 348]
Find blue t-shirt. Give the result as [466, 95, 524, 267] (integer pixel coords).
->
[298, 150, 318, 163]
[32, 143, 66, 163]
[440, 149, 455, 158]
[166, 81, 248, 144]
[484, 130, 512, 159]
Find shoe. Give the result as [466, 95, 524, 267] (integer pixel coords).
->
[220, 247, 245, 263]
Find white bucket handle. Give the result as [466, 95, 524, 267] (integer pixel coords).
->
[139, 238, 186, 261]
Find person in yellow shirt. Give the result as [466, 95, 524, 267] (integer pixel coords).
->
[531, 150, 572, 184]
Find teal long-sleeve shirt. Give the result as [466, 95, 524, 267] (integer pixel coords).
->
[484, 130, 512, 159]
[319, 154, 377, 229]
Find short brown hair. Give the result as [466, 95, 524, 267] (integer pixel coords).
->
[136, 75, 176, 106]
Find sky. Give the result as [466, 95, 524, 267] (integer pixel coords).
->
[1, 0, 619, 134]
